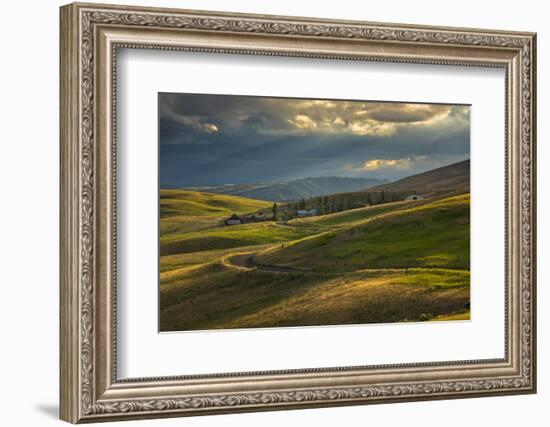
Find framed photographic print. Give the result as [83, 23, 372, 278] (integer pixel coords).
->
[158, 93, 472, 332]
[60, 2, 537, 423]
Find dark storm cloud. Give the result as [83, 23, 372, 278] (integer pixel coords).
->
[159, 93, 470, 186]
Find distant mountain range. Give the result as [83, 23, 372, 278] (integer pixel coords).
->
[172, 160, 469, 203]
[274, 159, 470, 212]
[184, 176, 387, 202]
[364, 159, 470, 196]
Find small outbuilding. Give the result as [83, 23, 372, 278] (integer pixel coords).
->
[224, 213, 243, 225]
[405, 194, 423, 201]
[296, 208, 318, 217]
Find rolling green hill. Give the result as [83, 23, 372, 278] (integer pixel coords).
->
[257, 194, 470, 272]
[160, 189, 272, 236]
[289, 200, 414, 228]
[160, 221, 321, 256]
[159, 189, 471, 331]
[160, 260, 470, 331]
[160, 189, 271, 218]
[278, 159, 470, 215]
[364, 159, 470, 196]
[159, 191, 419, 257]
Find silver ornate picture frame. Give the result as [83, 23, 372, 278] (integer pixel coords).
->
[60, 2, 536, 423]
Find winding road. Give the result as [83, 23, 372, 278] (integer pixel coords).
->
[224, 252, 466, 278]
[226, 253, 312, 274]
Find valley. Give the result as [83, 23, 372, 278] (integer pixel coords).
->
[159, 161, 471, 331]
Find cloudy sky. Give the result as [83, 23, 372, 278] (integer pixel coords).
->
[159, 93, 470, 187]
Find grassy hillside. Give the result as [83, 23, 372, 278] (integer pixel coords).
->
[274, 159, 469, 218]
[160, 189, 272, 236]
[160, 262, 469, 331]
[160, 189, 271, 218]
[160, 192, 414, 256]
[160, 221, 322, 256]
[159, 192, 470, 331]
[289, 200, 413, 228]
[257, 194, 470, 272]
[364, 159, 470, 196]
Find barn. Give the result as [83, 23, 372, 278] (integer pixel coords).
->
[225, 213, 243, 225]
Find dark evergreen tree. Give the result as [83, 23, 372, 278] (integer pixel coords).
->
[323, 196, 329, 214]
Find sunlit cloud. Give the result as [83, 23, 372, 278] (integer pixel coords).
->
[368, 104, 451, 124]
[333, 117, 346, 127]
[203, 123, 219, 133]
[364, 159, 405, 170]
[349, 120, 396, 137]
[288, 114, 318, 130]
[269, 101, 458, 137]
[360, 155, 429, 171]
[160, 93, 468, 143]
[288, 113, 396, 136]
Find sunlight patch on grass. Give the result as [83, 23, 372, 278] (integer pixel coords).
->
[432, 311, 471, 321]
[389, 269, 470, 289]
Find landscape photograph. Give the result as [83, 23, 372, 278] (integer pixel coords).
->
[159, 93, 471, 332]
